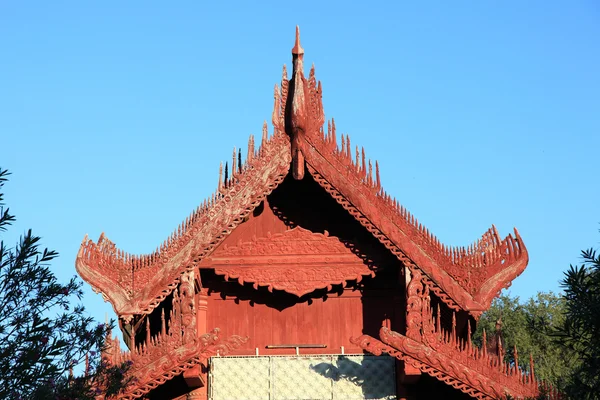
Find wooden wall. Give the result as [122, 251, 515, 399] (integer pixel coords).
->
[199, 172, 406, 356]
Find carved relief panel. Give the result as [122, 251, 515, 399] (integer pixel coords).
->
[201, 227, 374, 297]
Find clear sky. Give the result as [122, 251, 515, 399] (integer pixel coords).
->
[1, 2, 599, 327]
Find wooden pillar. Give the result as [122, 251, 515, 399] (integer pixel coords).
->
[185, 285, 210, 398]
[196, 287, 208, 335]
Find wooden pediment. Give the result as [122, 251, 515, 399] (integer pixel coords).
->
[201, 227, 374, 297]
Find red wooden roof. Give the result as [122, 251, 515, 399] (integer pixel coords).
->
[76, 27, 528, 320]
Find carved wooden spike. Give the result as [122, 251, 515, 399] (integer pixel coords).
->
[259, 124, 267, 153]
[331, 118, 336, 148]
[451, 312, 456, 346]
[361, 147, 366, 178]
[355, 145, 359, 171]
[145, 317, 151, 345]
[492, 224, 501, 245]
[248, 134, 254, 163]
[346, 135, 351, 160]
[482, 329, 487, 357]
[282, 63, 288, 81]
[509, 234, 516, 256]
[375, 160, 381, 190]
[272, 84, 280, 129]
[498, 333, 504, 361]
[231, 147, 237, 178]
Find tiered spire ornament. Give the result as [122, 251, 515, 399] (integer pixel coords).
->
[289, 26, 307, 180]
[282, 26, 325, 180]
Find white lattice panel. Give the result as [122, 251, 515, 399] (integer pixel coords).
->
[210, 356, 270, 400]
[332, 355, 396, 399]
[272, 356, 333, 399]
[209, 355, 396, 400]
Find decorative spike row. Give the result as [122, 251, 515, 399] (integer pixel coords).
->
[79, 112, 288, 289]
[417, 306, 557, 396]
[309, 116, 525, 285]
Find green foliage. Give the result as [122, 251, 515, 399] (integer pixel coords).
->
[474, 292, 576, 391]
[556, 246, 600, 399]
[0, 168, 129, 399]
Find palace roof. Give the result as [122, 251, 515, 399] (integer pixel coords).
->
[76, 27, 528, 321]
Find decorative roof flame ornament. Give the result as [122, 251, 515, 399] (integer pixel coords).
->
[289, 25, 307, 180]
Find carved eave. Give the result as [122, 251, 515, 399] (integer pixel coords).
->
[202, 227, 375, 296]
[76, 130, 292, 317]
[103, 328, 248, 400]
[351, 327, 541, 400]
[301, 139, 529, 315]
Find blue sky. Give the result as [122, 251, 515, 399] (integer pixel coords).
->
[1, 2, 599, 326]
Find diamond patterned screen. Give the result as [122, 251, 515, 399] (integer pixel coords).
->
[209, 355, 396, 400]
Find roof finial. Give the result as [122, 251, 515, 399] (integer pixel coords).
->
[292, 25, 304, 56]
[290, 26, 307, 180]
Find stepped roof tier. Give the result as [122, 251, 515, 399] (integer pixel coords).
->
[76, 27, 528, 322]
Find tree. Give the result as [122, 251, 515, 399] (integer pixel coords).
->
[474, 292, 577, 391]
[556, 245, 600, 399]
[0, 168, 128, 399]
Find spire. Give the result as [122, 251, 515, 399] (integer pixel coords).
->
[291, 25, 304, 56]
[290, 26, 307, 180]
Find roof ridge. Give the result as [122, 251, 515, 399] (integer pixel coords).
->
[305, 121, 527, 295]
[351, 325, 561, 400]
[78, 126, 287, 275]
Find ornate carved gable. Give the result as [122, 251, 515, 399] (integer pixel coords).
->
[76, 130, 291, 318]
[202, 227, 374, 297]
[76, 26, 528, 320]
